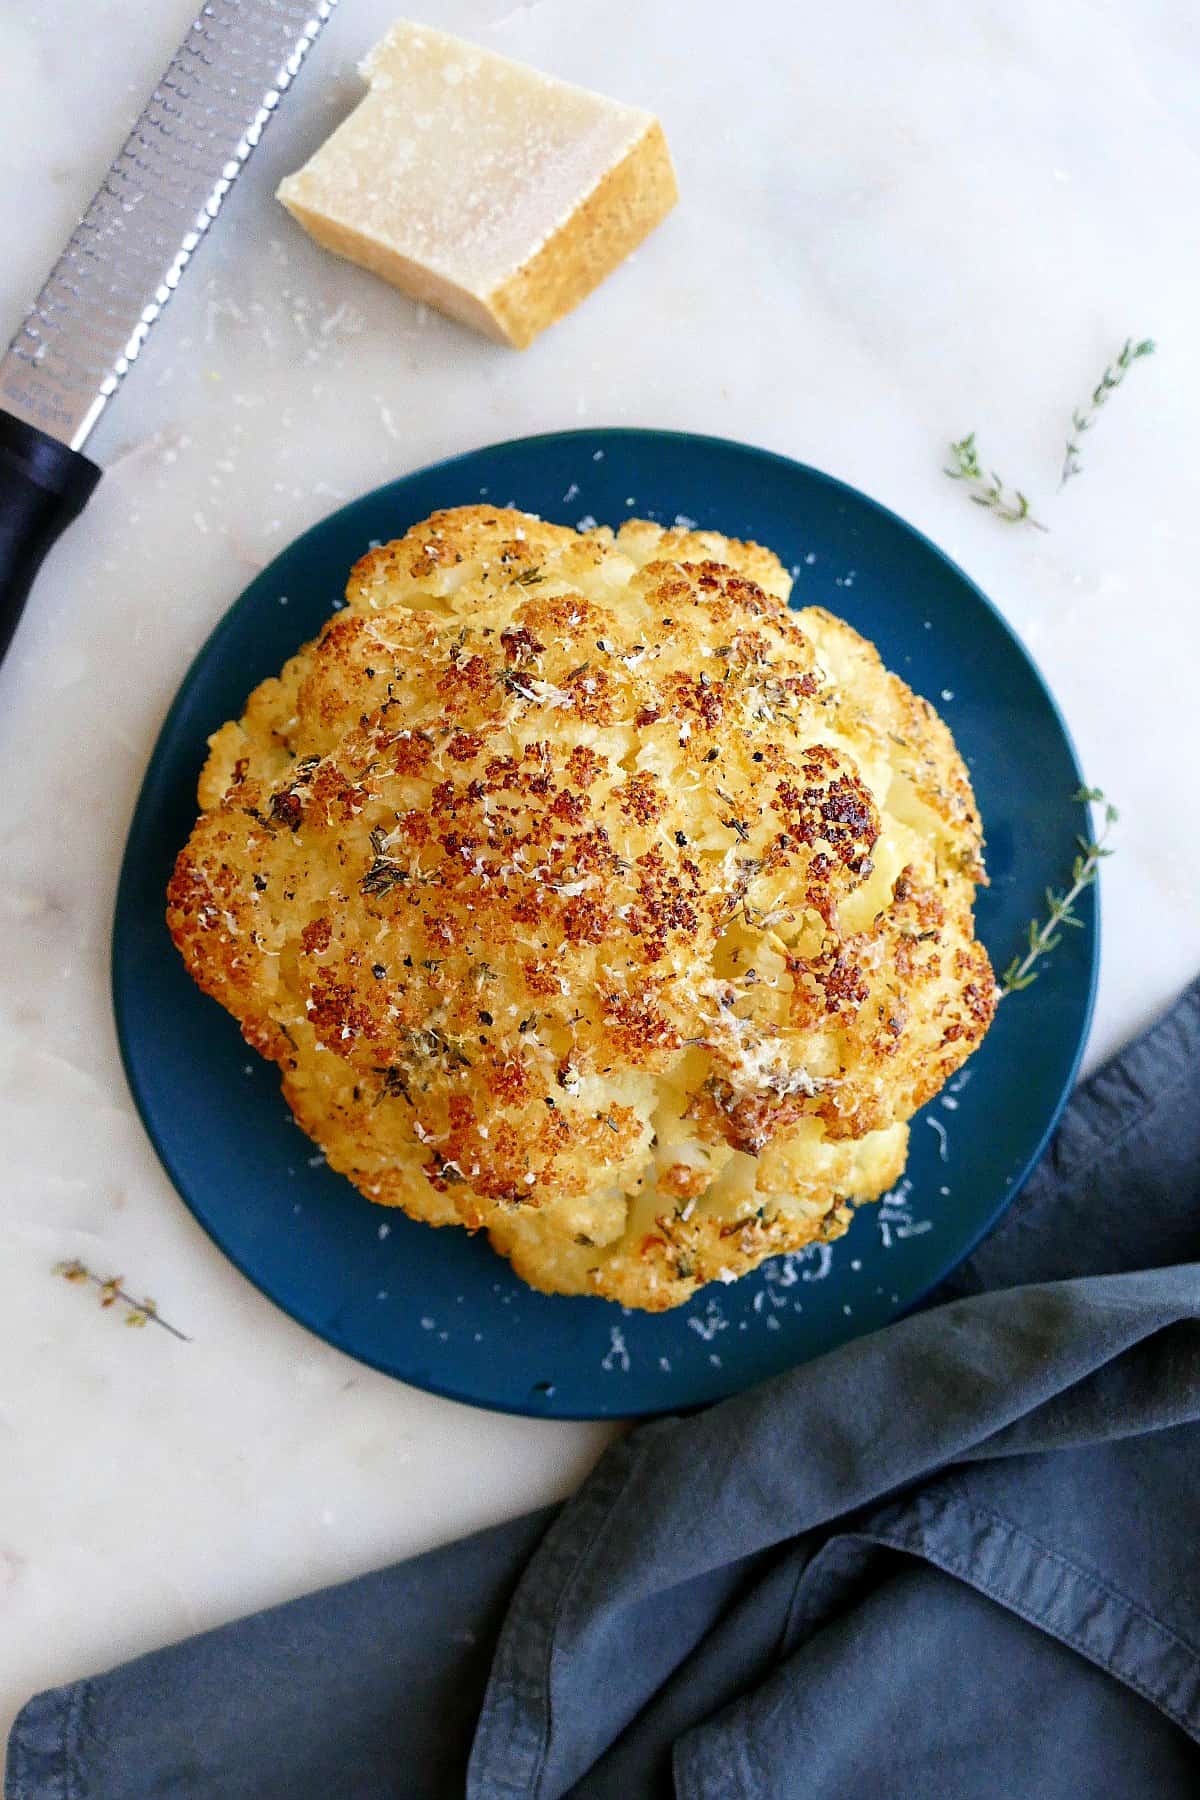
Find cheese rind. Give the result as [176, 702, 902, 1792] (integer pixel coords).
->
[276, 21, 678, 348]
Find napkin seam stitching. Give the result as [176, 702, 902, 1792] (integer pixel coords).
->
[529, 1442, 646, 1796]
[777, 1533, 876, 1653]
[869, 1493, 1200, 1738]
[987, 1058, 1192, 1250]
[3, 1684, 72, 1800]
[1054, 1059, 1194, 1182]
[67, 1682, 88, 1800]
[934, 1489, 1200, 1658]
[946, 1052, 1196, 1299]
[470, 1429, 650, 1798]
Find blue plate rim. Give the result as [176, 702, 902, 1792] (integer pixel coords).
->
[110, 427, 1099, 1418]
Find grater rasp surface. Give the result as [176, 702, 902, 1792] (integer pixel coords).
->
[0, 0, 336, 450]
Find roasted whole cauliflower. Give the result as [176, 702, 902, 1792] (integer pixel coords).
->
[168, 506, 996, 1309]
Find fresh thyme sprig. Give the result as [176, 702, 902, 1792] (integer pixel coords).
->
[945, 434, 1047, 531]
[947, 333, 1155, 524]
[53, 1259, 191, 1341]
[1000, 787, 1116, 995]
[1061, 338, 1156, 488]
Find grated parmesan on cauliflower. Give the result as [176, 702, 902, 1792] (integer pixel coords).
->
[168, 506, 995, 1310]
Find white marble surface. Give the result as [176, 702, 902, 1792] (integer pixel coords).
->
[2, 0, 1198, 1762]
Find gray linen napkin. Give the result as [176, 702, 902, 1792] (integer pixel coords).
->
[8, 978, 1200, 1800]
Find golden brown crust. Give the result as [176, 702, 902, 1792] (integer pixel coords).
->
[168, 505, 996, 1309]
[489, 120, 679, 348]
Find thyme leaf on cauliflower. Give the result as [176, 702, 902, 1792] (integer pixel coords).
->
[362, 828, 408, 895]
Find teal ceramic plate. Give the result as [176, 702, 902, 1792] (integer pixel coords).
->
[113, 430, 1097, 1417]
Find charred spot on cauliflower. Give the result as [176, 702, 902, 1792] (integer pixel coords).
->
[168, 506, 995, 1309]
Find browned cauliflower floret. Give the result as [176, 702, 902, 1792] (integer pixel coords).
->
[168, 505, 995, 1310]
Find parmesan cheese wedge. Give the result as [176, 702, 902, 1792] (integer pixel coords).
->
[276, 22, 678, 349]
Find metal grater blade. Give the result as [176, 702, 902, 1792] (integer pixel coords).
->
[0, 0, 337, 452]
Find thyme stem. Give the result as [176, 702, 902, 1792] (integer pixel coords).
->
[1061, 337, 1156, 488]
[1000, 787, 1116, 995]
[53, 1260, 191, 1341]
[945, 433, 1047, 531]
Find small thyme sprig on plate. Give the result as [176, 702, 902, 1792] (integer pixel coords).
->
[53, 1259, 191, 1341]
[1000, 787, 1117, 995]
[945, 434, 1047, 531]
[1061, 337, 1156, 488]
